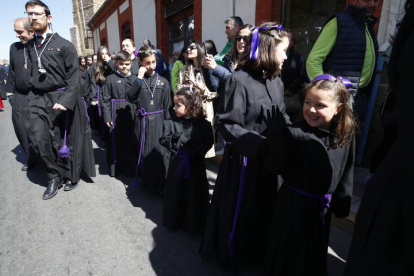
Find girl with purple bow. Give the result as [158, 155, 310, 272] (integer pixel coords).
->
[264, 74, 357, 275]
[126, 45, 171, 194]
[159, 86, 213, 234]
[200, 22, 290, 270]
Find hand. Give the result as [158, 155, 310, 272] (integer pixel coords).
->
[203, 54, 217, 70]
[91, 101, 99, 106]
[172, 132, 182, 141]
[53, 103, 67, 111]
[138, 66, 147, 79]
[106, 122, 113, 127]
[263, 106, 287, 135]
[188, 79, 205, 94]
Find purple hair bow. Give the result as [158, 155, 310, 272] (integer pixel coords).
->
[249, 24, 285, 61]
[311, 74, 353, 90]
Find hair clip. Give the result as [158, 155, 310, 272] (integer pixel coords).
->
[250, 24, 285, 61]
[311, 74, 353, 90]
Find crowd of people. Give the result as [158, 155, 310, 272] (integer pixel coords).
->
[2, 0, 412, 275]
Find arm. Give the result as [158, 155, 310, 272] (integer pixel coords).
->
[212, 65, 232, 83]
[306, 18, 338, 80]
[331, 139, 355, 218]
[201, 66, 220, 92]
[5, 45, 16, 94]
[217, 75, 264, 159]
[159, 120, 182, 152]
[126, 77, 143, 103]
[162, 81, 172, 120]
[56, 43, 80, 111]
[190, 121, 214, 159]
[101, 78, 113, 125]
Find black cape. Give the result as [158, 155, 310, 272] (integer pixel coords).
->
[344, 3, 414, 275]
[127, 73, 172, 192]
[101, 72, 137, 177]
[265, 121, 354, 276]
[200, 69, 290, 269]
[160, 117, 214, 234]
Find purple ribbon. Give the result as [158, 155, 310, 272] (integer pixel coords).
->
[175, 150, 191, 179]
[250, 25, 285, 61]
[311, 74, 353, 90]
[58, 111, 71, 158]
[227, 156, 248, 256]
[80, 97, 90, 122]
[288, 185, 332, 255]
[133, 108, 164, 187]
[110, 99, 127, 164]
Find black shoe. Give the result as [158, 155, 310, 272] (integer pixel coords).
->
[42, 177, 62, 200]
[63, 179, 78, 191]
[22, 162, 36, 171]
[21, 164, 29, 171]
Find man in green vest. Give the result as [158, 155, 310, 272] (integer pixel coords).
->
[214, 16, 243, 66]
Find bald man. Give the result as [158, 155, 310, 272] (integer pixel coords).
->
[5, 17, 35, 171]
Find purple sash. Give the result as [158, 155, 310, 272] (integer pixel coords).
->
[227, 156, 248, 256]
[288, 185, 332, 253]
[175, 150, 191, 179]
[55, 88, 71, 158]
[110, 99, 127, 163]
[133, 108, 164, 187]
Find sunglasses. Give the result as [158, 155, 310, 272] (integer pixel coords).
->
[236, 35, 249, 42]
[187, 45, 197, 51]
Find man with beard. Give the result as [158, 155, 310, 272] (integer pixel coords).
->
[4, 18, 35, 171]
[25, 0, 81, 199]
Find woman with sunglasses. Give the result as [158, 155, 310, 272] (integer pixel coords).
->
[178, 40, 219, 158]
[200, 22, 290, 271]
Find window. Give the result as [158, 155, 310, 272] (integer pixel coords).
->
[282, 0, 347, 58]
[121, 21, 131, 40]
[168, 9, 194, 55]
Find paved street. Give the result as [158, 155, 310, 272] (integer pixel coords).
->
[0, 101, 351, 276]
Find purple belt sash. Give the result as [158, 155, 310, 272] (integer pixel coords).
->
[110, 99, 127, 163]
[288, 185, 332, 253]
[80, 97, 90, 122]
[227, 156, 248, 256]
[175, 150, 191, 179]
[133, 108, 164, 187]
[55, 87, 71, 158]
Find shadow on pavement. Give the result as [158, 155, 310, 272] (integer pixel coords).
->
[11, 145, 27, 165]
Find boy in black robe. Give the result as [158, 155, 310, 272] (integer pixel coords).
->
[101, 50, 137, 177]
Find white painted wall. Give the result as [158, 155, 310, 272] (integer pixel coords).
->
[377, 0, 406, 54]
[93, 28, 100, 53]
[131, 0, 157, 49]
[106, 11, 120, 54]
[202, 0, 255, 53]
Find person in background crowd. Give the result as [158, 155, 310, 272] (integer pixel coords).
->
[78, 56, 87, 80]
[171, 47, 188, 94]
[4, 17, 34, 169]
[101, 50, 137, 177]
[121, 38, 139, 75]
[179, 40, 219, 158]
[126, 45, 171, 195]
[86, 55, 93, 67]
[1, 59, 9, 78]
[160, 85, 213, 234]
[168, 50, 180, 91]
[281, 30, 306, 121]
[92, 54, 98, 64]
[214, 16, 243, 66]
[306, 0, 380, 122]
[200, 22, 290, 271]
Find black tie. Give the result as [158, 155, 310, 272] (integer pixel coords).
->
[36, 35, 43, 47]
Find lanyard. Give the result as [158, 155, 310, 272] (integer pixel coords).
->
[142, 74, 158, 105]
[34, 33, 54, 74]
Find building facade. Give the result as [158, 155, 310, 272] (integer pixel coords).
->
[87, 0, 406, 61]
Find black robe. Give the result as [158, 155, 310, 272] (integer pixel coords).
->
[101, 72, 137, 177]
[344, 3, 414, 275]
[126, 73, 171, 192]
[265, 121, 354, 276]
[200, 69, 289, 269]
[160, 117, 213, 234]
[26, 33, 81, 181]
[5, 42, 32, 161]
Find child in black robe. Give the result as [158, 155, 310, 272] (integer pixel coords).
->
[127, 46, 171, 194]
[264, 74, 357, 275]
[160, 86, 214, 234]
[101, 51, 137, 177]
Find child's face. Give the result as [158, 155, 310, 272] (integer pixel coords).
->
[275, 36, 289, 70]
[303, 88, 341, 129]
[173, 96, 188, 117]
[140, 54, 157, 75]
[116, 60, 132, 75]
